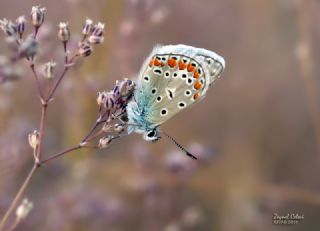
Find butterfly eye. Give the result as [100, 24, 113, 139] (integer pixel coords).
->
[178, 101, 186, 108]
[160, 108, 168, 116]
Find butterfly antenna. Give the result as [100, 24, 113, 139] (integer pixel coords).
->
[162, 131, 197, 160]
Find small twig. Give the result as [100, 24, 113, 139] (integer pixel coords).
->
[36, 102, 48, 161]
[41, 144, 82, 165]
[30, 64, 44, 100]
[6, 217, 20, 231]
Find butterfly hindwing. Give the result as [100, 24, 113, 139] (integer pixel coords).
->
[134, 45, 225, 126]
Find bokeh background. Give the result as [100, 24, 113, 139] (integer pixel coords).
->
[1, 0, 320, 230]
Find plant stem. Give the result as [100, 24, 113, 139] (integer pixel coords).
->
[30, 64, 44, 100]
[41, 145, 82, 165]
[0, 164, 38, 231]
[36, 103, 48, 161]
[46, 67, 69, 101]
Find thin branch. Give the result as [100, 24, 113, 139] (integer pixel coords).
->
[45, 66, 69, 101]
[40, 145, 82, 165]
[30, 64, 44, 100]
[36, 103, 48, 161]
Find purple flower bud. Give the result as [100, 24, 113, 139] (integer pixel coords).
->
[82, 18, 93, 36]
[92, 22, 105, 37]
[78, 41, 93, 57]
[15, 16, 26, 38]
[88, 22, 104, 45]
[30, 5, 45, 28]
[58, 22, 70, 42]
[118, 78, 135, 97]
[104, 92, 115, 110]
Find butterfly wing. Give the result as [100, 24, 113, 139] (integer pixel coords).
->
[134, 44, 225, 127]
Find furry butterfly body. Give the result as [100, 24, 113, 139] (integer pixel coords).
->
[127, 44, 225, 142]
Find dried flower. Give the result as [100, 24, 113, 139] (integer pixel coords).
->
[18, 35, 38, 58]
[97, 91, 107, 106]
[28, 130, 40, 149]
[98, 136, 112, 149]
[58, 22, 70, 42]
[78, 41, 93, 57]
[31, 5, 46, 28]
[118, 78, 135, 97]
[15, 16, 26, 38]
[43, 61, 56, 79]
[82, 18, 93, 36]
[88, 22, 104, 44]
[104, 92, 115, 110]
[113, 123, 125, 133]
[16, 198, 33, 220]
[0, 18, 17, 37]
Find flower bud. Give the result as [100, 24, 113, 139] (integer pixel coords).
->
[28, 130, 40, 149]
[98, 136, 112, 149]
[118, 78, 135, 97]
[92, 22, 104, 37]
[78, 41, 93, 57]
[30, 5, 45, 28]
[88, 35, 104, 44]
[97, 91, 107, 106]
[18, 35, 38, 58]
[113, 123, 125, 133]
[0, 18, 17, 37]
[104, 92, 115, 110]
[58, 22, 70, 42]
[82, 18, 93, 36]
[88, 22, 104, 44]
[16, 198, 33, 220]
[15, 16, 26, 38]
[43, 61, 56, 79]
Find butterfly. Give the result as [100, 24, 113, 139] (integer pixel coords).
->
[126, 44, 225, 159]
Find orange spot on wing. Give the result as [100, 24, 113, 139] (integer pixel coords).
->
[167, 59, 177, 68]
[193, 70, 200, 78]
[193, 92, 200, 100]
[149, 59, 154, 67]
[194, 81, 202, 90]
[187, 64, 195, 72]
[154, 59, 161, 66]
[161, 62, 165, 67]
[179, 61, 187, 70]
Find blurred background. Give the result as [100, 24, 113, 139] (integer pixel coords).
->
[0, 0, 320, 230]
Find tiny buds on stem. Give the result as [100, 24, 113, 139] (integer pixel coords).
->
[31, 5, 45, 28]
[16, 16, 26, 38]
[98, 136, 112, 149]
[102, 123, 112, 132]
[16, 198, 33, 221]
[88, 22, 105, 44]
[18, 35, 38, 58]
[43, 61, 56, 79]
[78, 41, 93, 57]
[0, 18, 17, 37]
[58, 22, 70, 43]
[28, 130, 40, 150]
[82, 18, 93, 36]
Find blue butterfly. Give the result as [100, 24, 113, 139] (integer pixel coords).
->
[126, 44, 225, 159]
